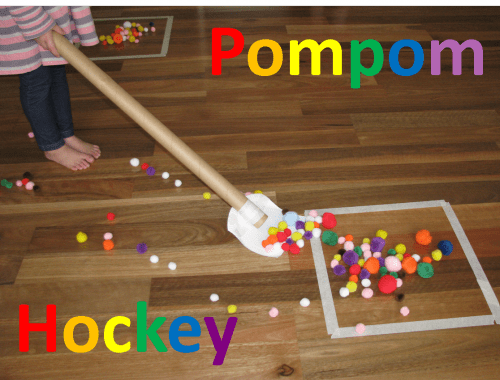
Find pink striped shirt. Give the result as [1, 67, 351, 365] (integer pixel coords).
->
[0, 6, 98, 75]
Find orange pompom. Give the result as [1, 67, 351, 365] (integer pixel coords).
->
[345, 234, 354, 241]
[402, 256, 417, 274]
[314, 222, 320, 228]
[422, 256, 432, 264]
[416, 229, 432, 245]
[103, 240, 114, 251]
[267, 234, 278, 245]
[349, 275, 358, 283]
[113, 34, 123, 44]
[364, 257, 380, 274]
[262, 238, 270, 248]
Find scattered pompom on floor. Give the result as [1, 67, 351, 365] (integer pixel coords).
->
[103, 240, 114, 250]
[300, 298, 310, 307]
[168, 262, 177, 270]
[378, 274, 397, 294]
[269, 307, 279, 318]
[400, 306, 410, 316]
[227, 305, 237, 314]
[355, 323, 366, 334]
[107, 212, 115, 221]
[210, 293, 219, 302]
[416, 229, 432, 245]
[438, 240, 453, 256]
[362, 288, 373, 298]
[162, 172, 170, 179]
[150, 255, 159, 263]
[76, 232, 87, 243]
[339, 287, 349, 297]
[130, 158, 140, 167]
[417, 262, 434, 278]
[136, 243, 148, 254]
[203, 192, 211, 199]
[175, 179, 182, 187]
[146, 167, 156, 176]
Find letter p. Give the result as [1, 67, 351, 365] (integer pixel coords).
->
[212, 28, 244, 75]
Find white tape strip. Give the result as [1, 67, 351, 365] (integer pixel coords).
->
[332, 315, 495, 339]
[440, 201, 500, 323]
[310, 237, 339, 335]
[309, 200, 444, 216]
[238, 200, 265, 225]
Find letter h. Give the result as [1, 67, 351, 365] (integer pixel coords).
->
[19, 304, 57, 352]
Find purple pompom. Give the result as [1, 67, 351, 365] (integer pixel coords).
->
[286, 238, 293, 245]
[343, 250, 358, 266]
[378, 257, 385, 267]
[370, 237, 386, 252]
[146, 167, 156, 176]
[136, 243, 148, 254]
[295, 221, 305, 230]
[303, 231, 313, 240]
[333, 265, 346, 276]
[359, 268, 370, 280]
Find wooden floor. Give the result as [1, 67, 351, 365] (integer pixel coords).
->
[1, 6, 500, 379]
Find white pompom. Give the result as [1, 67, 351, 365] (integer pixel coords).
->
[339, 287, 350, 297]
[305, 216, 315, 222]
[300, 298, 310, 307]
[162, 172, 170, 179]
[312, 228, 322, 238]
[296, 239, 305, 248]
[175, 179, 182, 187]
[150, 255, 159, 263]
[297, 228, 305, 235]
[412, 254, 421, 262]
[210, 293, 219, 302]
[130, 158, 140, 167]
[168, 262, 177, 270]
[314, 216, 322, 224]
[361, 279, 371, 287]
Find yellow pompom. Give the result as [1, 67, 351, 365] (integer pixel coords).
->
[358, 259, 365, 267]
[278, 221, 288, 231]
[76, 232, 88, 243]
[203, 192, 211, 200]
[227, 305, 237, 314]
[126, 27, 130, 31]
[362, 238, 370, 244]
[132, 22, 136, 27]
[254, 190, 263, 194]
[138, 25, 144, 32]
[432, 249, 443, 261]
[268, 227, 279, 235]
[395, 243, 406, 254]
[129, 36, 135, 43]
[395, 253, 404, 262]
[115, 25, 120, 29]
[291, 232, 302, 241]
[375, 230, 388, 239]
[334, 254, 342, 261]
[304, 221, 315, 231]
[346, 281, 357, 292]
[99, 35, 106, 41]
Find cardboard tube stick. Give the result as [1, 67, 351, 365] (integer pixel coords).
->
[52, 32, 267, 228]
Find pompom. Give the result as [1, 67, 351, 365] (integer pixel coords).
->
[146, 167, 156, 176]
[385, 256, 402, 272]
[25, 181, 34, 190]
[330, 259, 339, 268]
[141, 163, 149, 170]
[339, 287, 349, 297]
[354, 246, 363, 257]
[16, 180, 23, 187]
[203, 192, 211, 199]
[314, 216, 322, 224]
[364, 257, 380, 274]
[289, 244, 300, 254]
[349, 264, 361, 275]
[345, 234, 353, 241]
[278, 221, 288, 231]
[375, 230, 388, 239]
[349, 275, 358, 283]
[416, 229, 432, 245]
[412, 253, 421, 262]
[304, 221, 315, 231]
[362, 288, 373, 298]
[305, 216, 315, 222]
[338, 236, 346, 244]
[390, 271, 398, 278]
[377, 257, 385, 268]
[175, 179, 182, 187]
[281, 243, 290, 251]
[373, 251, 382, 258]
[358, 259, 365, 267]
[363, 250, 372, 259]
[333, 265, 346, 276]
[286, 238, 293, 245]
[76, 232, 88, 243]
[268, 227, 279, 235]
[395, 243, 406, 254]
[343, 250, 358, 266]
[227, 305, 237, 314]
[295, 221, 305, 230]
[344, 241, 354, 250]
[303, 231, 313, 240]
[284, 228, 292, 237]
[346, 281, 357, 292]
[168, 262, 177, 270]
[210, 293, 219, 302]
[322, 212, 337, 229]
[136, 243, 148, 254]
[103, 232, 113, 240]
[162, 172, 170, 179]
[359, 268, 370, 280]
[333, 254, 342, 261]
[300, 298, 310, 307]
[107, 212, 115, 221]
[130, 158, 140, 167]
[378, 274, 397, 294]
[355, 323, 366, 334]
[362, 238, 370, 244]
[396, 278, 403, 287]
[321, 230, 338, 246]
[283, 211, 298, 226]
[387, 249, 396, 256]
[296, 239, 305, 248]
[395, 253, 404, 262]
[432, 249, 443, 261]
[277, 232, 287, 242]
[308, 210, 318, 217]
[361, 278, 371, 287]
[269, 307, 279, 318]
[438, 240, 453, 256]
[103, 240, 114, 250]
[370, 237, 385, 252]
[417, 262, 434, 278]
[402, 256, 417, 274]
[150, 255, 159, 263]
[312, 228, 322, 238]
[291, 231, 302, 241]
[360, 243, 370, 251]
[422, 256, 432, 263]
[400, 306, 410, 316]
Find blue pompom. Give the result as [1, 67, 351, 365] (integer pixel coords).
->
[437, 240, 453, 256]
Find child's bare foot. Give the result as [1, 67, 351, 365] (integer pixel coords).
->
[64, 136, 101, 159]
[44, 144, 94, 171]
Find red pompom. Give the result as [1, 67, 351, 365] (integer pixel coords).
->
[289, 244, 300, 255]
[284, 228, 292, 237]
[107, 212, 115, 221]
[403, 253, 411, 258]
[141, 163, 149, 170]
[21, 178, 29, 185]
[378, 275, 397, 294]
[281, 243, 290, 252]
[277, 232, 287, 243]
[349, 264, 361, 275]
[322, 212, 337, 229]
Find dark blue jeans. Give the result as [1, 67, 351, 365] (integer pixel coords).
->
[19, 65, 74, 151]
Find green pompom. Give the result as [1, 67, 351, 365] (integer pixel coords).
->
[417, 262, 434, 278]
[387, 249, 396, 256]
[379, 267, 388, 276]
[322, 230, 338, 246]
[354, 246, 363, 257]
[0, 179, 7, 186]
[390, 271, 398, 278]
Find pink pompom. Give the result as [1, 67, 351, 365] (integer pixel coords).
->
[396, 278, 403, 288]
[308, 210, 318, 217]
[16, 180, 23, 187]
[362, 288, 373, 299]
[28, 132, 35, 138]
[338, 236, 346, 244]
[25, 181, 34, 190]
[385, 256, 402, 272]
[245, 192, 252, 196]
[330, 259, 339, 268]
[373, 251, 382, 258]
[355, 323, 366, 334]
[104, 232, 113, 240]
[363, 250, 372, 259]
[400, 306, 410, 316]
[265, 244, 274, 253]
[135, 39, 139, 43]
[269, 307, 279, 318]
[139, 32, 142, 36]
[344, 241, 354, 250]
[360, 243, 370, 251]
[151, 26, 156, 32]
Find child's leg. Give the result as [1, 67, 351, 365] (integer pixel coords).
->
[19, 65, 94, 170]
[49, 65, 100, 159]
